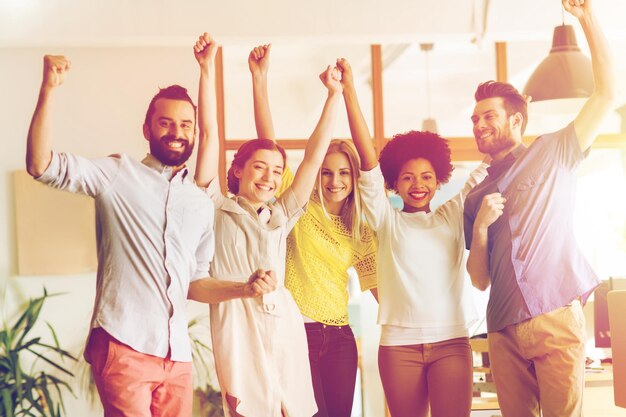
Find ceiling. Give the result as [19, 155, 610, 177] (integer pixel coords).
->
[1, 0, 624, 47]
[2, 0, 625, 138]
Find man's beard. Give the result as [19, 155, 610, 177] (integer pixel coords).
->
[149, 133, 194, 167]
[476, 123, 516, 155]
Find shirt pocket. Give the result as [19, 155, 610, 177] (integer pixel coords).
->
[514, 170, 548, 192]
[181, 206, 211, 247]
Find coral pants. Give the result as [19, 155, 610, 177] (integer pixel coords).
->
[86, 328, 193, 417]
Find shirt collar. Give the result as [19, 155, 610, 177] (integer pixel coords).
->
[232, 195, 272, 223]
[487, 144, 527, 177]
[142, 154, 189, 182]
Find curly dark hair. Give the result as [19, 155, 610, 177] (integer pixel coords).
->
[379, 130, 454, 191]
[227, 139, 287, 194]
[475, 80, 528, 134]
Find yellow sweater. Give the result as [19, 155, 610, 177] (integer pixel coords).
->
[280, 168, 377, 325]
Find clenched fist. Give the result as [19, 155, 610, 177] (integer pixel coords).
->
[319, 65, 342, 95]
[244, 269, 277, 298]
[42, 55, 71, 90]
[194, 32, 218, 68]
[476, 192, 506, 229]
[248, 44, 271, 77]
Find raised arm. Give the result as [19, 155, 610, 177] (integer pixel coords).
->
[26, 55, 71, 177]
[466, 193, 505, 291]
[564, 0, 616, 151]
[336, 58, 378, 171]
[288, 66, 342, 205]
[457, 156, 490, 204]
[193, 33, 220, 187]
[249, 44, 276, 141]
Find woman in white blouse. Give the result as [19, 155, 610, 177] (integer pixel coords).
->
[338, 58, 488, 417]
[191, 33, 342, 417]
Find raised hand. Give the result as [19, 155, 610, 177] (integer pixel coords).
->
[476, 193, 506, 229]
[562, 0, 590, 19]
[319, 65, 343, 95]
[248, 44, 271, 77]
[244, 269, 277, 298]
[193, 32, 218, 69]
[336, 58, 354, 91]
[42, 55, 71, 90]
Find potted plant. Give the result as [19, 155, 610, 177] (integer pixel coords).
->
[188, 316, 223, 417]
[0, 288, 78, 417]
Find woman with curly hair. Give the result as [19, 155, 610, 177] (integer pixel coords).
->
[337, 58, 488, 417]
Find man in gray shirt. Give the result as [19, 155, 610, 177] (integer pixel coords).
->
[464, 1, 615, 416]
[26, 42, 275, 416]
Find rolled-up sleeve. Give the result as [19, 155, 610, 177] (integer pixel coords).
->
[36, 151, 120, 197]
[358, 165, 390, 233]
[191, 202, 215, 282]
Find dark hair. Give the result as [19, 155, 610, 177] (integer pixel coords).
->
[474, 80, 528, 134]
[379, 130, 453, 191]
[227, 139, 287, 194]
[144, 85, 197, 127]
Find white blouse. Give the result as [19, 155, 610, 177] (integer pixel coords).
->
[205, 179, 317, 417]
[358, 164, 488, 345]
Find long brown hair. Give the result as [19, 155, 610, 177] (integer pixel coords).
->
[316, 139, 364, 241]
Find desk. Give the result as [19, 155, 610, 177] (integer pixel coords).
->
[584, 366, 626, 417]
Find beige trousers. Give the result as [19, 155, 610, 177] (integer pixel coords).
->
[488, 301, 586, 417]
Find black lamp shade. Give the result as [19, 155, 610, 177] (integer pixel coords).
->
[523, 25, 594, 102]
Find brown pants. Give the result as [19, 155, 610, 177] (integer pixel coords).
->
[489, 301, 586, 417]
[378, 337, 473, 417]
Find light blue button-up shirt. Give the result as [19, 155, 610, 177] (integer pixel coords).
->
[37, 152, 214, 361]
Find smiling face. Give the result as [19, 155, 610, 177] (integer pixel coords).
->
[471, 97, 521, 160]
[319, 151, 354, 214]
[143, 98, 196, 167]
[234, 149, 284, 208]
[395, 157, 438, 213]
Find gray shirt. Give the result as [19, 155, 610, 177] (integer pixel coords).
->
[37, 152, 214, 361]
[464, 123, 599, 332]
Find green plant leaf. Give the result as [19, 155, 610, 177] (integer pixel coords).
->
[1, 388, 15, 417]
[45, 323, 61, 353]
[16, 337, 42, 351]
[25, 349, 75, 377]
[12, 297, 45, 349]
[34, 343, 77, 361]
[1, 288, 75, 417]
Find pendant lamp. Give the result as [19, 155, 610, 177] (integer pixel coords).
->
[420, 43, 438, 133]
[523, 24, 593, 102]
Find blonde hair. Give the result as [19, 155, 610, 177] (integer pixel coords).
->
[315, 139, 364, 241]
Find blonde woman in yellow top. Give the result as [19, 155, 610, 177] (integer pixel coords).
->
[249, 44, 378, 417]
